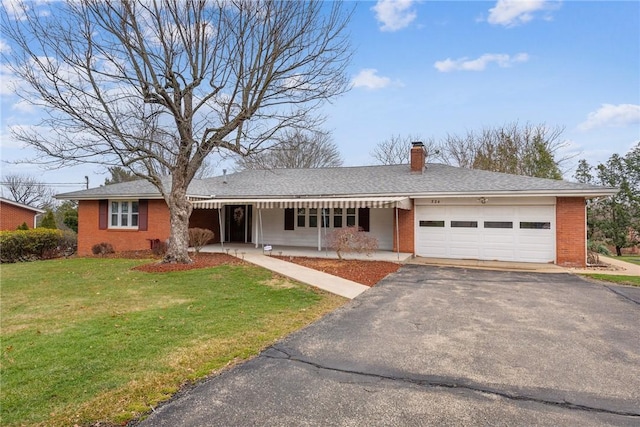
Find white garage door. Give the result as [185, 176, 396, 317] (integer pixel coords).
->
[415, 204, 555, 263]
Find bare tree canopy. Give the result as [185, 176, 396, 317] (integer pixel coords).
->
[439, 122, 568, 179]
[236, 128, 343, 169]
[1, 174, 55, 209]
[371, 135, 439, 165]
[2, 0, 353, 262]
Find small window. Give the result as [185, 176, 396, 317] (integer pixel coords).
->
[346, 208, 356, 227]
[419, 220, 445, 227]
[309, 208, 318, 228]
[451, 221, 478, 228]
[333, 208, 343, 228]
[484, 221, 513, 229]
[297, 208, 306, 227]
[109, 201, 139, 229]
[520, 222, 551, 229]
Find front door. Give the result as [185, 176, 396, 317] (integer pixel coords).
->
[225, 205, 252, 242]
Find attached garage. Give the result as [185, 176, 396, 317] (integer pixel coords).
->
[414, 197, 556, 263]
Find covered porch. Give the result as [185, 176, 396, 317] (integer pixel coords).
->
[197, 243, 413, 263]
[190, 196, 414, 256]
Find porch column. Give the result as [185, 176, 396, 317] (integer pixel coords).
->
[218, 207, 225, 252]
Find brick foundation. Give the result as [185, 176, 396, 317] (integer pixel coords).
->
[556, 197, 587, 267]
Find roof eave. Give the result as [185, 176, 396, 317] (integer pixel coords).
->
[55, 193, 165, 201]
[408, 189, 619, 198]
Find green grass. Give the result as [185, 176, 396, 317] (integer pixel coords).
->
[0, 258, 345, 426]
[582, 274, 640, 287]
[618, 255, 640, 266]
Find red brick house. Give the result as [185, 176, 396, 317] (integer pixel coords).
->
[0, 197, 45, 230]
[57, 144, 616, 267]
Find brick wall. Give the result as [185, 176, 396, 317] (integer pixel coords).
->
[393, 204, 415, 253]
[556, 197, 587, 267]
[0, 201, 39, 230]
[78, 199, 171, 255]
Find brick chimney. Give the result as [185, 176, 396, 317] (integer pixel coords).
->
[410, 141, 426, 173]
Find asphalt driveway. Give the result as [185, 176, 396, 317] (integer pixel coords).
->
[140, 266, 640, 426]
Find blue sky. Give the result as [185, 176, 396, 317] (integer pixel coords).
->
[1, 0, 639, 195]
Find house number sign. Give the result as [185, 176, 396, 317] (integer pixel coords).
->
[430, 199, 441, 204]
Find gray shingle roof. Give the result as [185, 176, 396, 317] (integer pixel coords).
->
[56, 163, 616, 200]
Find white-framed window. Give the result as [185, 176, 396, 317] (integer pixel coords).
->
[295, 207, 359, 229]
[110, 200, 139, 228]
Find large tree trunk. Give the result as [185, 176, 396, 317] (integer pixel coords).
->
[164, 187, 193, 264]
[616, 246, 622, 257]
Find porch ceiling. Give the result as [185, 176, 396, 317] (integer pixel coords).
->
[190, 196, 412, 210]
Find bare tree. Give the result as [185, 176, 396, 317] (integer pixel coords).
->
[2, 0, 352, 263]
[371, 135, 439, 165]
[1, 174, 55, 209]
[439, 122, 569, 179]
[236, 128, 342, 169]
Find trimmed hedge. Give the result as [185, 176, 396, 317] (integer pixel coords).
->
[0, 229, 77, 263]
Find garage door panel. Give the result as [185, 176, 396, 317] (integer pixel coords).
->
[416, 204, 555, 263]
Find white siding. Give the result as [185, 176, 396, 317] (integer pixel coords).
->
[251, 207, 394, 250]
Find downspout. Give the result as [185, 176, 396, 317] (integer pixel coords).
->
[395, 206, 400, 261]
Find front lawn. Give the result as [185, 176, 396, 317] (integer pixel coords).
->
[1, 258, 345, 426]
[582, 274, 640, 287]
[618, 255, 640, 266]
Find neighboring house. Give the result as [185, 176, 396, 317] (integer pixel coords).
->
[0, 197, 46, 230]
[56, 143, 617, 267]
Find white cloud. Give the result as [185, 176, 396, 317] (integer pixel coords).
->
[12, 99, 35, 113]
[487, 0, 558, 27]
[434, 53, 529, 72]
[351, 69, 393, 90]
[0, 39, 10, 53]
[372, 0, 417, 32]
[578, 104, 640, 131]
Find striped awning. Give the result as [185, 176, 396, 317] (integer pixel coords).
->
[191, 196, 412, 210]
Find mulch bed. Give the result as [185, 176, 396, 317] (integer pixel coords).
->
[274, 256, 402, 287]
[102, 250, 400, 286]
[131, 252, 245, 273]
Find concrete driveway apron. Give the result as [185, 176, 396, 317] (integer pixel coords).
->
[141, 265, 640, 426]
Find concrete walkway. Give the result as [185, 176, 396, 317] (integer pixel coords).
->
[200, 243, 407, 299]
[239, 253, 369, 299]
[569, 255, 640, 277]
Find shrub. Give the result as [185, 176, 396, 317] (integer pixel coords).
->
[16, 222, 29, 230]
[188, 228, 215, 254]
[40, 211, 57, 229]
[58, 230, 78, 257]
[0, 229, 63, 263]
[91, 242, 115, 256]
[588, 240, 612, 256]
[327, 226, 379, 260]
